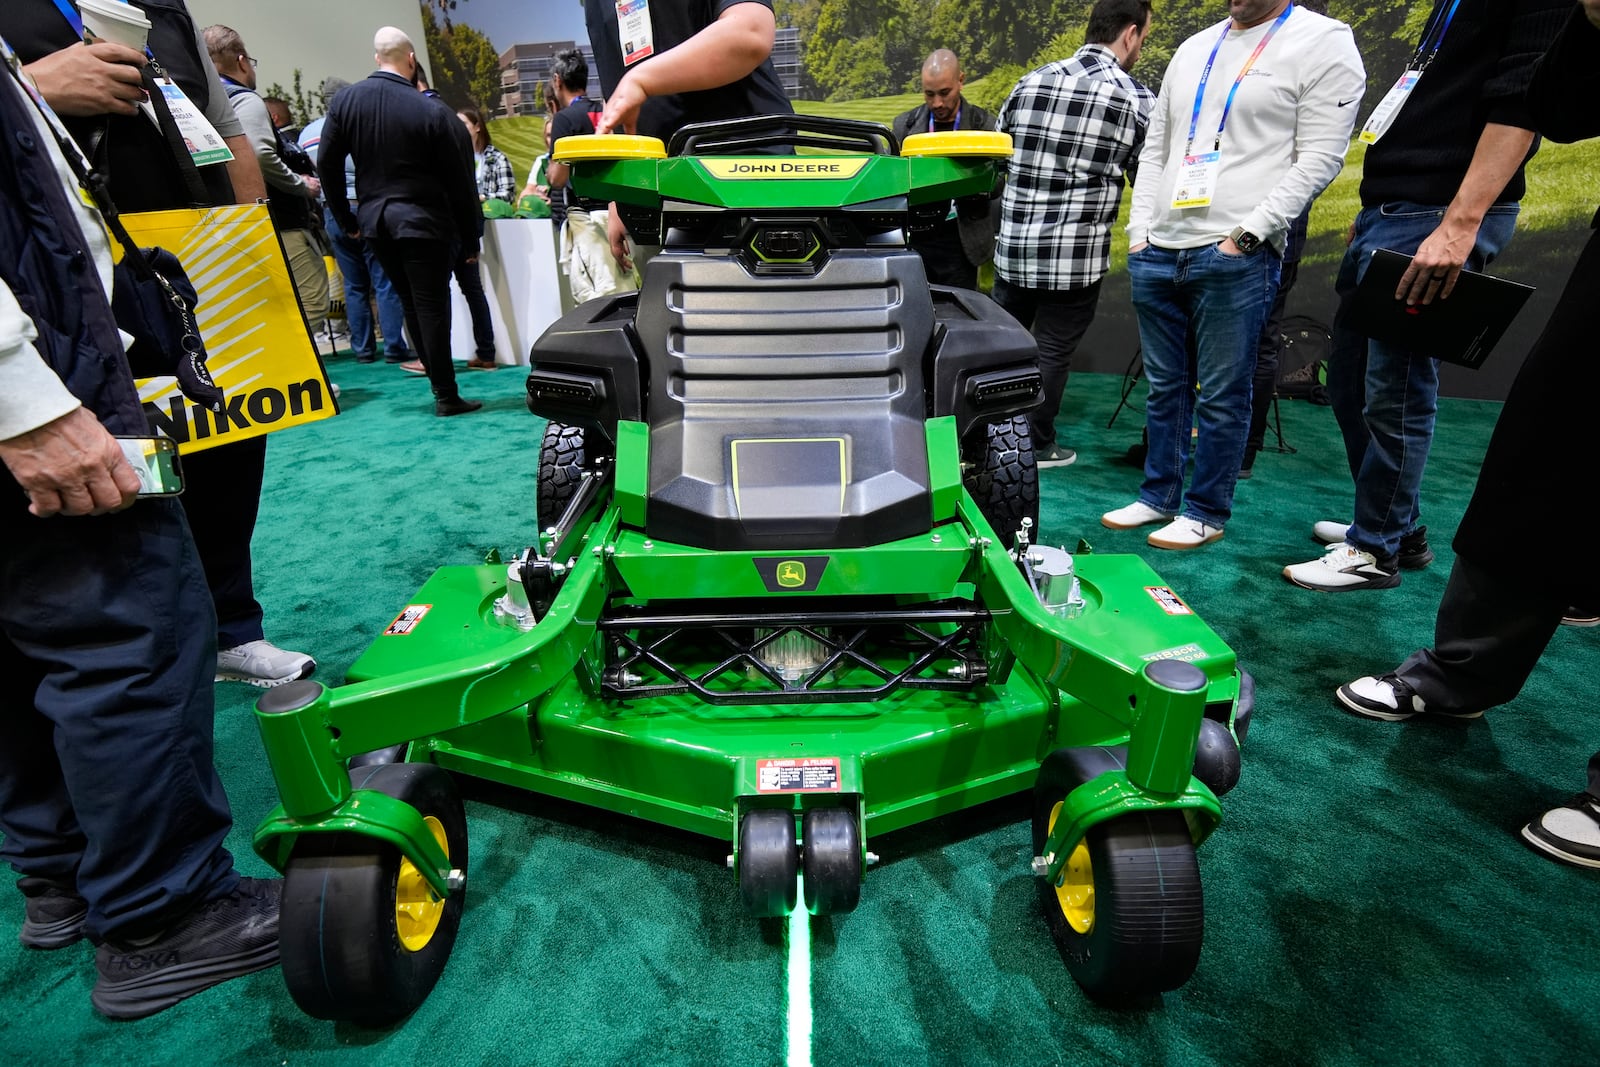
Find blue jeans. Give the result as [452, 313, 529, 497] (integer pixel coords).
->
[325, 206, 409, 359]
[1326, 201, 1519, 558]
[1129, 243, 1282, 528]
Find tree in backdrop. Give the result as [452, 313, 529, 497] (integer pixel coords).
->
[263, 69, 321, 124]
[780, 0, 1435, 112]
[420, 4, 504, 114]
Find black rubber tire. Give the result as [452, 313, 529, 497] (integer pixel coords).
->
[962, 415, 1039, 548]
[280, 763, 468, 1026]
[802, 807, 862, 915]
[537, 422, 605, 533]
[738, 809, 798, 918]
[1031, 747, 1204, 1001]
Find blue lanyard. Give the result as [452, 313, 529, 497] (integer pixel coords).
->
[1411, 0, 1463, 70]
[50, 0, 85, 40]
[1184, 4, 1294, 155]
[928, 109, 960, 133]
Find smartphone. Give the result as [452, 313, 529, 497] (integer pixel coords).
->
[115, 436, 184, 496]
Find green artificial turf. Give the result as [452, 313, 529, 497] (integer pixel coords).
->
[1, 364, 1596, 1066]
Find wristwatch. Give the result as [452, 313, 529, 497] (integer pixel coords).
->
[1228, 226, 1262, 254]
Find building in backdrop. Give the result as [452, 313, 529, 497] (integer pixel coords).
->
[499, 41, 600, 117]
[498, 28, 801, 118]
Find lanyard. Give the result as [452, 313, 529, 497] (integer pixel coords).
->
[1184, 4, 1293, 155]
[49, 0, 86, 41]
[1410, 0, 1463, 70]
[928, 109, 960, 133]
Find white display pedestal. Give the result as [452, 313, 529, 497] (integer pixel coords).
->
[448, 218, 563, 366]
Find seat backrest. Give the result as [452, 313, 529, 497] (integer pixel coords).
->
[633, 249, 935, 551]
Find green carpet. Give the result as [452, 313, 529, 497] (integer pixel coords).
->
[3, 363, 1596, 1066]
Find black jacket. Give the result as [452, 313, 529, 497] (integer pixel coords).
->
[0, 68, 145, 452]
[317, 71, 479, 256]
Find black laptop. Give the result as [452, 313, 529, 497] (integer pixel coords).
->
[1346, 248, 1534, 370]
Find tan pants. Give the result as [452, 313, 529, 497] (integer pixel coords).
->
[281, 228, 330, 333]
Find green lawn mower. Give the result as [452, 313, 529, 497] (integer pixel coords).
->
[251, 116, 1251, 1026]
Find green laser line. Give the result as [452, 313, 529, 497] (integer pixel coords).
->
[786, 876, 813, 1067]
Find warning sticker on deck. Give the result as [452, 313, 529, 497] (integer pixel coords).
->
[384, 604, 432, 636]
[1144, 586, 1193, 615]
[757, 757, 842, 793]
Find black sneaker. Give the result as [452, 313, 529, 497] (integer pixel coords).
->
[1335, 673, 1484, 722]
[91, 877, 281, 1020]
[435, 396, 483, 417]
[1521, 794, 1600, 868]
[18, 876, 87, 950]
[1398, 526, 1434, 570]
[1238, 445, 1259, 479]
[1561, 607, 1600, 627]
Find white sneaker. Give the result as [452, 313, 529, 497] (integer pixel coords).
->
[1522, 795, 1600, 869]
[1283, 544, 1400, 591]
[1101, 500, 1174, 530]
[1313, 520, 1351, 545]
[1147, 517, 1224, 550]
[215, 639, 316, 688]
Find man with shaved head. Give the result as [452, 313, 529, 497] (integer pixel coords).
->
[316, 27, 483, 416]
[891, 50, 997, 290]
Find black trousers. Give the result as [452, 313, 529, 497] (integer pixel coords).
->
[911, 220, 978, 290]
[1396, 553, 1566, 714]
[0, 498, 236, 940]
[452, 256, 496, 359]
[370, 236, 461, 401]
[179, 435, 266, 650]
[991, 276, 1103, 450]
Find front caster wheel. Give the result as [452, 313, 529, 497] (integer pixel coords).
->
[739, 809, 798, 917]
[280, 762, 468, 1026]
[1032, 748, 1203, 1001]
[802, 807, 861, 915]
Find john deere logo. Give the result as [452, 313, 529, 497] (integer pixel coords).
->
[755, 556, 828, 592]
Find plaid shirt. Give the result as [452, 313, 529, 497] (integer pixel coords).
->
[996, 45, 1155, 290]
[477, 144, 516, 203]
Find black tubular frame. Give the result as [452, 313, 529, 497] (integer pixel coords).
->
[598, 602, 990, 704]
[667, 114, 900, 158]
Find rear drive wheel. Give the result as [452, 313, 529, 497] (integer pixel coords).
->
[962, 415, 1038, 548]
[280, 763, 467, 1026]
[739, 809, 799, 918]
[1031, 748, 1203, 1001]
[538, 422, 609, 531]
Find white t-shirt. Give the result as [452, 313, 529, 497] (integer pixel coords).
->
[1127, 5, 1365, 252]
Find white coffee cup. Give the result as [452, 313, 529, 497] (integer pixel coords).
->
[78, 0, 152, 52]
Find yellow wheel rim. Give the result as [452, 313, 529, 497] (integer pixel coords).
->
[395, 815, 448, 952]
[1046, 801, 1095, 935]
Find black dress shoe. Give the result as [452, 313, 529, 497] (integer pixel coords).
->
[435, 396, 483, 417]
[354, 352, 377, 364]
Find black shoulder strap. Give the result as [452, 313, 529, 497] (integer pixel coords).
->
[143, 60, 210, 207]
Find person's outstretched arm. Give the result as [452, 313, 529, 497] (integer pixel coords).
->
[594, 2, 776, 135]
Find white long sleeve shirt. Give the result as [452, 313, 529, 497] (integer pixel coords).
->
[1127, 6, 1365, 252]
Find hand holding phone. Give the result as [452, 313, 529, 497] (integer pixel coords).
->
[0, 408, 146, 516]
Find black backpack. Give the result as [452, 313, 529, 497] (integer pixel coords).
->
[1276, 315, 1332, 405]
